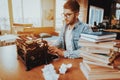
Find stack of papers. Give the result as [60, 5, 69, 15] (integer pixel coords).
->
[41, 64, 59, 80]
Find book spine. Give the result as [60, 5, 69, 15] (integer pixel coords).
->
[80, 63, 89, 79]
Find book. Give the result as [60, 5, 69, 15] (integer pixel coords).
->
[81, 32, 117, 39]
[83, 59, 113, 69]
[80, 52, 110, 64]
[80, 46, 111, 55]
[81, 36, 116, 42]
[80, 61, 120, 80]
[79, 39, 114, 49]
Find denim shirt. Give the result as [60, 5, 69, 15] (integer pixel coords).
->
[54, 20, 93, 58]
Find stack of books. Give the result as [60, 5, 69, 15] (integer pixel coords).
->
[79, 40, 120, 80]
[81, 32, 117, 42]
[80, 48, 111, 66]
[80, 60, 120, 80]
[79, 38, 114, 66]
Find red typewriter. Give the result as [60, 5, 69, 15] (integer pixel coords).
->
[16, 35, 58, 71]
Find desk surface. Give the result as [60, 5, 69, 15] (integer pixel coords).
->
[0, 45, 86, 80]
[104, 29, 120, 33]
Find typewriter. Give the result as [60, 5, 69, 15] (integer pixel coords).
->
[16, 35, 58, 71]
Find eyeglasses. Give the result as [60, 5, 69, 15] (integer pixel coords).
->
[62, 13, 74, 18]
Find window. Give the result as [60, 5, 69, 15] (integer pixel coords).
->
[55, 0, 66, 31]
[12, 0, 42, 26]
[89, 6, 104, 26]
[116, 3, 120, 20]
[0, 0, 10, 30]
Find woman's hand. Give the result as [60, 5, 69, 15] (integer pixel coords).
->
[48, 46, 64, 57]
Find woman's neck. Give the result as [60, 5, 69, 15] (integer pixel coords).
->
[68, 24, 74, 30]
[68, 19, 78, 30]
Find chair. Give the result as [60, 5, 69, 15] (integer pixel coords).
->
[12, 23, 33, 34]
[23, 27, 59, 36]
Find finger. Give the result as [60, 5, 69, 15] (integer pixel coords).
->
[48, 49, 55, 54]
[48, 46, 54, 50]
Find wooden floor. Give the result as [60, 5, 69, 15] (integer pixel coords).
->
[0, 45, 86, 80]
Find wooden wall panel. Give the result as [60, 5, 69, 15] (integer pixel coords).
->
[78, 0, 88, 23]
[41, 0, 55, 27]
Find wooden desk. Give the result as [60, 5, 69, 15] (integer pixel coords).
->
[104, 29, 120, 33]
[0, 45, 86, 80]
